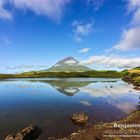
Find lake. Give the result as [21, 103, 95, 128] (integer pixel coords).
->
[0, 78, 139, 139]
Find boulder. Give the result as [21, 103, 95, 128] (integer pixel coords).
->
[71, 113, 89, 125]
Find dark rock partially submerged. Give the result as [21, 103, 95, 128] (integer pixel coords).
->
[71, 113, 89, 125]
[134, 86, 140, 90]
[5, 125, 41, 140]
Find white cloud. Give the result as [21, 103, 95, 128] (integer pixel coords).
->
[75, 23, 93, 36]
[110, 0, 140, 51]
[112, 27, 140, 51]
[86, 0, 106, 10]
[11, 0, 70, 21]
[0, 0, 70, 20]
[127, 0, 140, 12]
[127, 0, 140, 26]
[0, 0, 106, 20]
[79, 100, 91, 106]
[0, 0, 12, 19]
[80, 55, 140, 69]
[6, 64, 48, 69]
[72, 20, 93, 42]
[78, 48, 90, 53]
[65, 60, 78, 65]
[131, 8, 140, 26]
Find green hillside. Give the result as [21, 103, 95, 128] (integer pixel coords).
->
[123, 67, 140, 86]
[46, 63, 92, 72]
[0, 70, 124, 79]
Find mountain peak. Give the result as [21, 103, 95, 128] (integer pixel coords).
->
[63, 56, 75, 60]
[42, 56, 92, 72]
[56, 56, 79, 65]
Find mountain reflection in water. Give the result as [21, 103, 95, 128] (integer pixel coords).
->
[29, 78, 139, 113]
[28, 78, 118, 96]
[33, 80, 92, 96]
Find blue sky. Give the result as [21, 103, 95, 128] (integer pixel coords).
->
[0, 0, 140, 73]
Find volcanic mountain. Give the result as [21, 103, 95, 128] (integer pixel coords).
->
[43, 57, 92, 72]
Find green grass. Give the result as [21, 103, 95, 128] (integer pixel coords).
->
[123, 68, 140, 86]
[0, 70, 124, 79]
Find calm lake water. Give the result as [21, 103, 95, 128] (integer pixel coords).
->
[0, 78, 139, 139]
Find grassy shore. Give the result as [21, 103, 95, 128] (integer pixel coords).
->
[123, 68, 140, 87]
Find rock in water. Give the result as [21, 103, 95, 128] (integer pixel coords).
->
[5, 125, 41, 140]
[71, 113, 89, 125]
[5, 134, 15, 140]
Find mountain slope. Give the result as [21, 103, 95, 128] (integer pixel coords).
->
[42, 57, 92, 72]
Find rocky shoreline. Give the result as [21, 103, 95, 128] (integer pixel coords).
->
[61, 111, 140, 140]
[4, 110, 140, 140]
[123, 76, 140, 88]
[5, 125, 42, 140]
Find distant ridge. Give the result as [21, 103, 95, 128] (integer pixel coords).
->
[42, 56, 92, 72]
